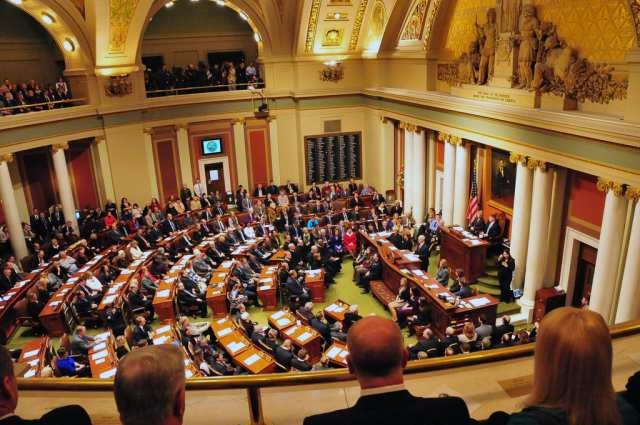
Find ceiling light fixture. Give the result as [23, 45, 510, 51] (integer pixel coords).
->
[214, 0, 225, 5]
[62, 38, 75, 52]
[253, 32, 261, 43]
[9, 0, 22, 5]
[238, 11, 248, 21]
[165, 1, 175, 7]
[41, 12, 55, 25]
[333, 12, 341, 19]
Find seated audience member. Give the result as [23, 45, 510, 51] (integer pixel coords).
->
[504, 307, 639, 425]
[492, 315, 514, 345]
[387, 278, 410, 322]
[409, 328, 442, 359]
[625, 371, 640, 416]
[115, 335, 130, 359]
[457, 322, 478, 345]
[275, 339, 295, 369]
[435, 259, 450, 286]
[0, 345, 92, 425]
[303, 316, 472, 425]
[453, 280, 473, 298]
[70, 325, 96, 355]
[55, 348, 90, 377]
[343, 304, 362, 332]
[475, 314, 494, 340]
[114, 345, 186, 425]
[132, 316, 153, 346]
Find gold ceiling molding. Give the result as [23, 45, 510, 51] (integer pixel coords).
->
[401, 0, 428, 41]
[509, 152, 527, 165]
[596, 178, 626, 197]
[437, 132, 461, 145]
[52, 143, 70, 153]
[526, 158, 547, 171]
[348, 0, 369, 51]
[422, 0, 442, 51]
[109, 0, 140, 53]
[399, 122, 421, 133]
[632, 0, 640, 47]
[305, 0, 323, 53]
[625, 186, 640, 201]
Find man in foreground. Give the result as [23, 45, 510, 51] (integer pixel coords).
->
[303, 316, 473, 425]
[114, 344, 185, 425]
[0, 346, 92, 425]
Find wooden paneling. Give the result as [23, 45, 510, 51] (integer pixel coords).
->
[67, 140, 99, 209]
[18, 149, 57, 212]
[244, 119, 272, 189]
[436, 138, 444, 171]
[567, 172, 604, 237]
[152, 126, 182, 204]
[188, 120, 238, 192]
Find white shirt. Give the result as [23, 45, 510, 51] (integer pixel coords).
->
[130, 245, 143, 260]
[194, 182, 206, 197]
[244, 227, 256, 239]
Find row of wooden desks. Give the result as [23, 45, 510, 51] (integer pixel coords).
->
[151, 322, 201, 378]
[88, 331, 118, 379]
[17, 336, 50, 378]
[268, 310, 323, 363]
[153, 253, 197, 321]
[211, 317, 277, 374]
[97, 251, 156, 313]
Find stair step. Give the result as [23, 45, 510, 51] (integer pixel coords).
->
[476, 276, 500, 287]
[471, 283, 501, 296]
[497, 302, 521, 316]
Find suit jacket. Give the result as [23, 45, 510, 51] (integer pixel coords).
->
[0, 405, 92, 425]
[303, 390, 471, 425]
[485, 220, 501, 241]
[274, 346, 293, 368]
[415, 242, 429, 270]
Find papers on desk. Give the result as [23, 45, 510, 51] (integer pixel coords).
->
[327, 347, 341, 358]
[306, 269, 322, 276]
[131, 260, 143, 267]
[156, 289, 171, 298]
[15, 280, 28, 288]
[259, 278, 272, 283]
[23, 369, 36, 378]
[469, 297, 492, 307]
[185, 370, 194, 378]
[95, 358, 106, 365]
[217, 272, 227, 278]
[271, 311, 285, 320]
[49, 301, 62, 307]
[120, 268, 134, 275]
[277, 318, 291, 327]
[469, 239, 483, 246]
[102, 295, 117, 305]
[218, 328, 232, 337]
[221, 261, 233, 268]
[298, 331, 312, 342]
[91, 350, 108, 361]
[107, 287, 118, 295]
[93, 342, 107, 352]
[156, 325, 171, 334]
[94, 331, 111, 341]
[338, 350, 348, 358]
[244, 353, 261, 366]
[376, 231, 391, 237]
[67, 277, 78, 283]
[0, 296, 9, 302]
[404, 254, 420, 262]
[99, 368, 117, 379]
[28, 359, 39, 367]
[325, 304, 344, 313]
[284, 326, 297, 336]
[258, 285, 271, 290]
[412, 269, 425, 277]
[400, 268, 410, 275]
[425, 283, 439, 289]
[216, 318, 228, 324]
[453, 226, 464, 232]
[153, 335, 169, 345]
[227, 341, 246, 353]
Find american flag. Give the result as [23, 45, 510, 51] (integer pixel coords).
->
[466, 157, 480, 220]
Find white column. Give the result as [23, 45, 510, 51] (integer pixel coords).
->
[426, 131, 437, 210]
[544, 167, 567, 284]
[51, 144, 78, 232]
[233, 118, 249, 190]
[615, 189, 640, 323]
[452, 142, 470, 226]
[143, 129, 160, 200]
[380, 118, 395, 193]
[441, 136, 457, 225]
[509, 154, 533, 290]
[268, 117, 281, 184]
[403, 127, 415, 215]
[520, 160, 553, 321]
[176, 125, 193, 190]
[0, 155, 29, 260]
[412, 130, 427, 222]
[590, 180, 628, 323]
[95, 136, 116, 202]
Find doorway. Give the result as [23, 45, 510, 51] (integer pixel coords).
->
[572, 243, 597, 307]
[199, 157, 231, 197]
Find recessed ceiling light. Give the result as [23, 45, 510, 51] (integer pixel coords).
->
[214, 0, 225, 5]
[253, 33, 261, 43]
[62, 38, 75, 52]
[41, 12, 55, 25]
[238, 11, 248, 21]
[9, 0, 22, 5]
[165, 1, 175, 7]
[334, 12, 341, 19]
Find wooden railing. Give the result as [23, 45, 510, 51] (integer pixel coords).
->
[0, 98, 87, 115]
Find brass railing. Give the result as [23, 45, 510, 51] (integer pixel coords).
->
[0, 98, 86, 115]
[146, 82, 265, 97]
[16, 320, 640, 425]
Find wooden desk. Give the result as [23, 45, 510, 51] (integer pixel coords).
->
[234, 346, 276, 374]
[439, 226, 488, 283]
[281, 324, 323, 363]
[305, 269, 325, 302]
[257, 266, 278, 310]
[0, 276, 38, 344]
[323, 300, 350, 322]
[269, 250, 287, 264]
[267, 310, 296, 331]
[97, 251, 156, 314]
[206, 268, 231, 318]
[219, 330, 252, 357]
[88, 331, 118, 379]
[18, 337, 49, 378]
[153, 279, 177, 321]
[324, 341, 349, 368]
[151, 323, 202, 378]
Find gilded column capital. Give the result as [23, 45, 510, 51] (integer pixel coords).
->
[266, 115, 277, 123]
[177, 123, 188, 130]
[596, 178, 626, 197]
[625, 186, 640, 202]
[526, 158, 547, 171]
[380, 116, 389, 124]
[51, 143, 69, 154]
[94, 135, 105, 142]
[437, 132, 461, 145]
[0, 153, 14, 164]
[509, 152, 527, 165]
[399, 122, 420, 133]
[142, 128, 153, 135]
[231, 118, 244, 126]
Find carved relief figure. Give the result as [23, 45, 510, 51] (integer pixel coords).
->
[516, 4, 539, 89]
[459, 41, 481, 84]
[475, 8, 497, 85]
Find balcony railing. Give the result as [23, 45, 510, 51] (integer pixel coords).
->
[146, 82, 265, 97]
[0, 98, 87, 116]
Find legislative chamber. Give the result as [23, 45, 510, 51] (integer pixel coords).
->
[0, 0, 639, 424]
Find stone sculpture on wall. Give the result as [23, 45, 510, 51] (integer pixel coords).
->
[105, 74, 133, 97]
[438, 0, 628, 106]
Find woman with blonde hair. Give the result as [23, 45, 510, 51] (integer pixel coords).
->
[457, 321, 477, 344]
[507, 307, 638, 425]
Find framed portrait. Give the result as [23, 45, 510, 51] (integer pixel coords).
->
[490, 148, 515, 210]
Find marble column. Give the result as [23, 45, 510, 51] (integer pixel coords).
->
[452, 141, 470, 226]
[267, 116, 281, 184]
[176, 124, 193, 190]
[380, 118, 395, 194]
[402, 126, 415, 216]
[508, 153, 533, 290]
[615, 188, 640, 323]
[94, 136, 116, 202]
[441, 134, 457, 225]
[590, 179, 628, 323]
[411, 129, 427, 222]
[142, 129, 160, 201]
[426, 130, 437, 211]
[232, 118, 249, 190]
[624, 48, 640, 123]
[520, 160, 553, 321]
[0, 155, 29, 261]
[544, 167, 567, 285]
[51, 143, 78, 232]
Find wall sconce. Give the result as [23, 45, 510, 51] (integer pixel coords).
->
[320, 61, 344, 83]
[62, 38, 75, 52]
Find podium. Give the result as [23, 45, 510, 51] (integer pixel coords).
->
[439, 227, 488, 282]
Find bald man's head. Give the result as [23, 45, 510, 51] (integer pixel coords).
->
[347, 316, 406, 379]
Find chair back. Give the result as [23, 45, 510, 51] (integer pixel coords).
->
[60, 333, 72, 353]
[124, 325, 134, 348]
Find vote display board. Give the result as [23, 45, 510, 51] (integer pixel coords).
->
[304, 132, 362, 184]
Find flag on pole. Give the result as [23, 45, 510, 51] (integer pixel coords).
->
[466, 157, 480, 220]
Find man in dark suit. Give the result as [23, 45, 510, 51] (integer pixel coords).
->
[469, 210, 486, 235]
[303, 316, 472, 425]
[409, 328, 443, 359]
[414, 235, 429, 270]
[161, 214, 179, 236]
[274, 339, 294, 369]
[0, 347, 92, 425]
[483, 214, 501, 241]
[266, 181, 279, 196]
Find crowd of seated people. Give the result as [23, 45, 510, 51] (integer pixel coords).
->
[1, 77, 72, 116]
[144, 60, 263, 95]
